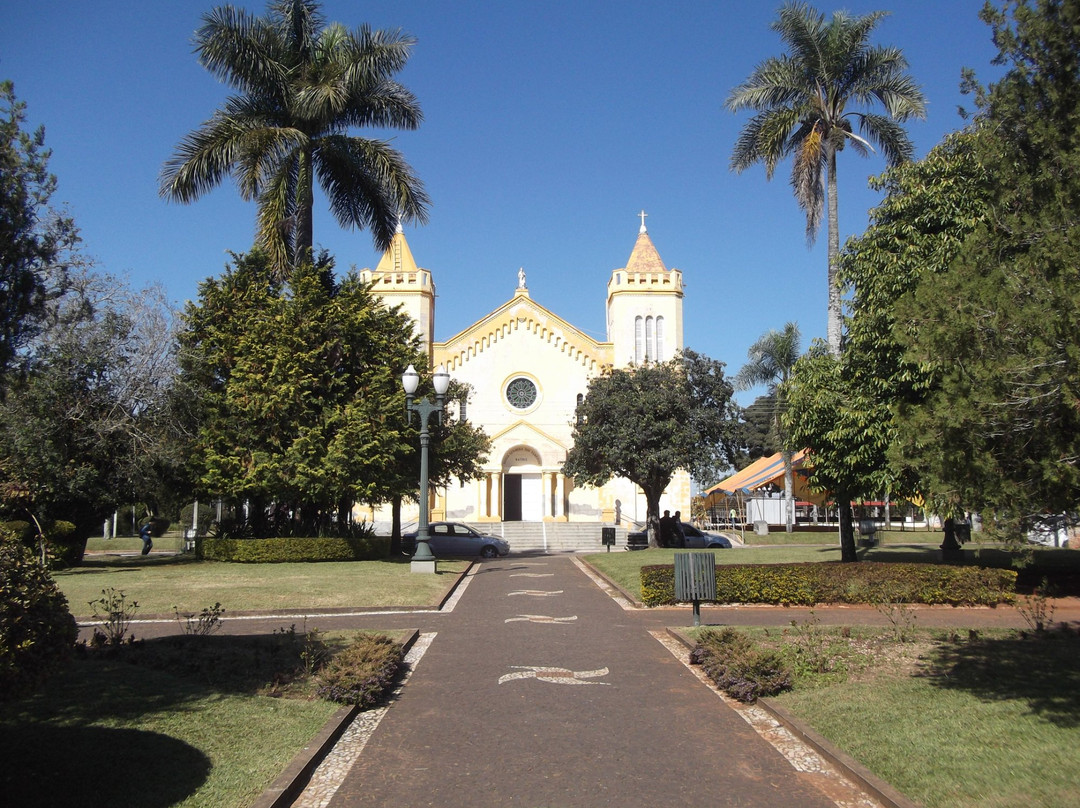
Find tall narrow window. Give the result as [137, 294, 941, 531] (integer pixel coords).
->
[634, 316, 643, 364]
[575, 393, 584, 426]
[645, 316, 654, 362]
[655, 316, 665, 362]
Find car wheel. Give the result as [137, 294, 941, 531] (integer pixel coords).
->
[480, 545, 498, 558]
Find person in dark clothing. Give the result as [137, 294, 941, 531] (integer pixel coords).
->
[672, 511, 686, 548]
[658, 510, 675, 548]
[139, 521, 153, 555]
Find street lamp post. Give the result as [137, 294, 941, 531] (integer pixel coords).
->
[402, 363, 450, 573]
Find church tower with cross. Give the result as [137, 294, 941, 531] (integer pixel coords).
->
[606, 211, 684, 367]
[358, 213, 690, 542]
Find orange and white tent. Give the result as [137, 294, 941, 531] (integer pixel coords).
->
[703, 450, 827, 508]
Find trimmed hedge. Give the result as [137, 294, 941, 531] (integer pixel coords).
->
[641, 560, 1017, 607]
[196, 535, 390, 563]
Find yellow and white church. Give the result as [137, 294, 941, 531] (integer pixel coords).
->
[358, 215, 692, 548]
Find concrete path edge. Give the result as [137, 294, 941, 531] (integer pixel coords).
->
[663, 627, 922, 808]
[250, 629, 423, 808]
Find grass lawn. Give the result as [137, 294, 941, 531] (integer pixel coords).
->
[0, 630, 375, 808]
[766, 626, 1080, 808]
[56, 554, 469, 617]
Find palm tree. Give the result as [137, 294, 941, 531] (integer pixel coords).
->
[161, 0, 429, 278]
[736, 322, 801, 532]
[727, 3, 925, 355]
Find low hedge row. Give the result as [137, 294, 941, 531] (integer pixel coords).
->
[196, 535, 390, 562]
[641, 560, 1017, 607]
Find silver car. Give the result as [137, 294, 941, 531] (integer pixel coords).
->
[679, 523, 732, 549]
[402, 521, 510, 558]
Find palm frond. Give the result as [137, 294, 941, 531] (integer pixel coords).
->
[315, 135, 429, 252]
[856, 114, 914, 165]
[791, 123, 825, 241]
[196, 6, 290, 101]
[255, 161, 297, 279]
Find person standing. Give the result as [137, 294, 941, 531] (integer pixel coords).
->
[659, 510, 675, 548]
[139, 520, 153, 555]
[672, 511, 687, 548]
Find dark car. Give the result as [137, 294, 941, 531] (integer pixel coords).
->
[401, 521, 510, 558]
[627, 522, 732, 549]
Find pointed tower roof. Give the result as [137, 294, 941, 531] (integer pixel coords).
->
[374, 222, 419, 274]
[625, 230, 668, 274]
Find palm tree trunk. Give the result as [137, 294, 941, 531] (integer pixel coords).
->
[296, 147, 315, 266]
[782, 448, 794, 532]
[826, 149, 842, 356]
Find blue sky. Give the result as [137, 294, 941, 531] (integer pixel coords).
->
[3, 1, 1002, 401]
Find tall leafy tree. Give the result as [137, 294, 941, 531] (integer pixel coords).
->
[727, 2, 926, 354]
[564, 350, 740, 547]
[0, 270, 182, 562]
[785, 131, 991, 561]
[179, 251, 489, 537]
[735, 322, 801, 532]
[161, 0, 429, 278]
[892, 0, 1080, 532]
[0, 81, 78, 392]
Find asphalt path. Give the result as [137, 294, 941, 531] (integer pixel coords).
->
[323, 555, 839, 808]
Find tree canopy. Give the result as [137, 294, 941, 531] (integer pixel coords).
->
[786, 0, 1080, 550]
[891, 0, 1080, 526]
[179, 251, 489, 536]
[0, 81, 78, 392]
[161, 0, 429, 278]
[563, 350, 740, 546]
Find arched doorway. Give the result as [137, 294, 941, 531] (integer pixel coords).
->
[502, 446, 542, 521]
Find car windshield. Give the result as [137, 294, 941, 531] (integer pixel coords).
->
[682, 524, 702, 537]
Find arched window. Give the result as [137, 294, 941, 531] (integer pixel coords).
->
[645, 316, 654, 362]
[634, 316, 643, 364]
[575, 393, 584, 426]
[655, 316, 665, 362]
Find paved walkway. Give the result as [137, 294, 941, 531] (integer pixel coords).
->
[85, 554, 1080, 807]
[291, 557, 879, 808]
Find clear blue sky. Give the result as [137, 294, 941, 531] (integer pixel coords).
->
[3, 1, 1001, 401]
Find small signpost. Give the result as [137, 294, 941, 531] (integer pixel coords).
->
[674, 552, 717, 627]
[601, 527, 616, 552]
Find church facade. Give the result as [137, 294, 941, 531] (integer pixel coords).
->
[358, 217, 691, 529]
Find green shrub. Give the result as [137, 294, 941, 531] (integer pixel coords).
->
[642, 561, 1017, 607]
[316, 634, 404, 707]
[689, 627, 793, 702]
[178, 502, 216, 536]
[0, 529, 78, 700]
[197, 535, 390, 562]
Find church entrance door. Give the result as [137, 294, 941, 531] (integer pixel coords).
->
[502, 447, 543, 522]
[501, 474, 542, 521]
[504, 474, 522, 521]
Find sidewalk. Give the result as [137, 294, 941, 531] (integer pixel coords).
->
[291, 556, 883, 808]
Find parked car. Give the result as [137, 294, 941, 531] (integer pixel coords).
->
[626, 522, 732, 549]
[401, 521, 510, 558]
[679, 523, 732, 549]
[1026, 513, 1074, 548]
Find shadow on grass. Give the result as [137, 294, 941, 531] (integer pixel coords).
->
[924, 630, 1080, 728]
[0, 725, 211, 807]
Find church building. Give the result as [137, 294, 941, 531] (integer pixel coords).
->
[358, 215, 692, 539]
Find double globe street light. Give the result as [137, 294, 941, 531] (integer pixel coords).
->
[402, 363, 450, 573]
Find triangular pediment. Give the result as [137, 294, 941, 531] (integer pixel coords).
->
[489, 419, 568, 448]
